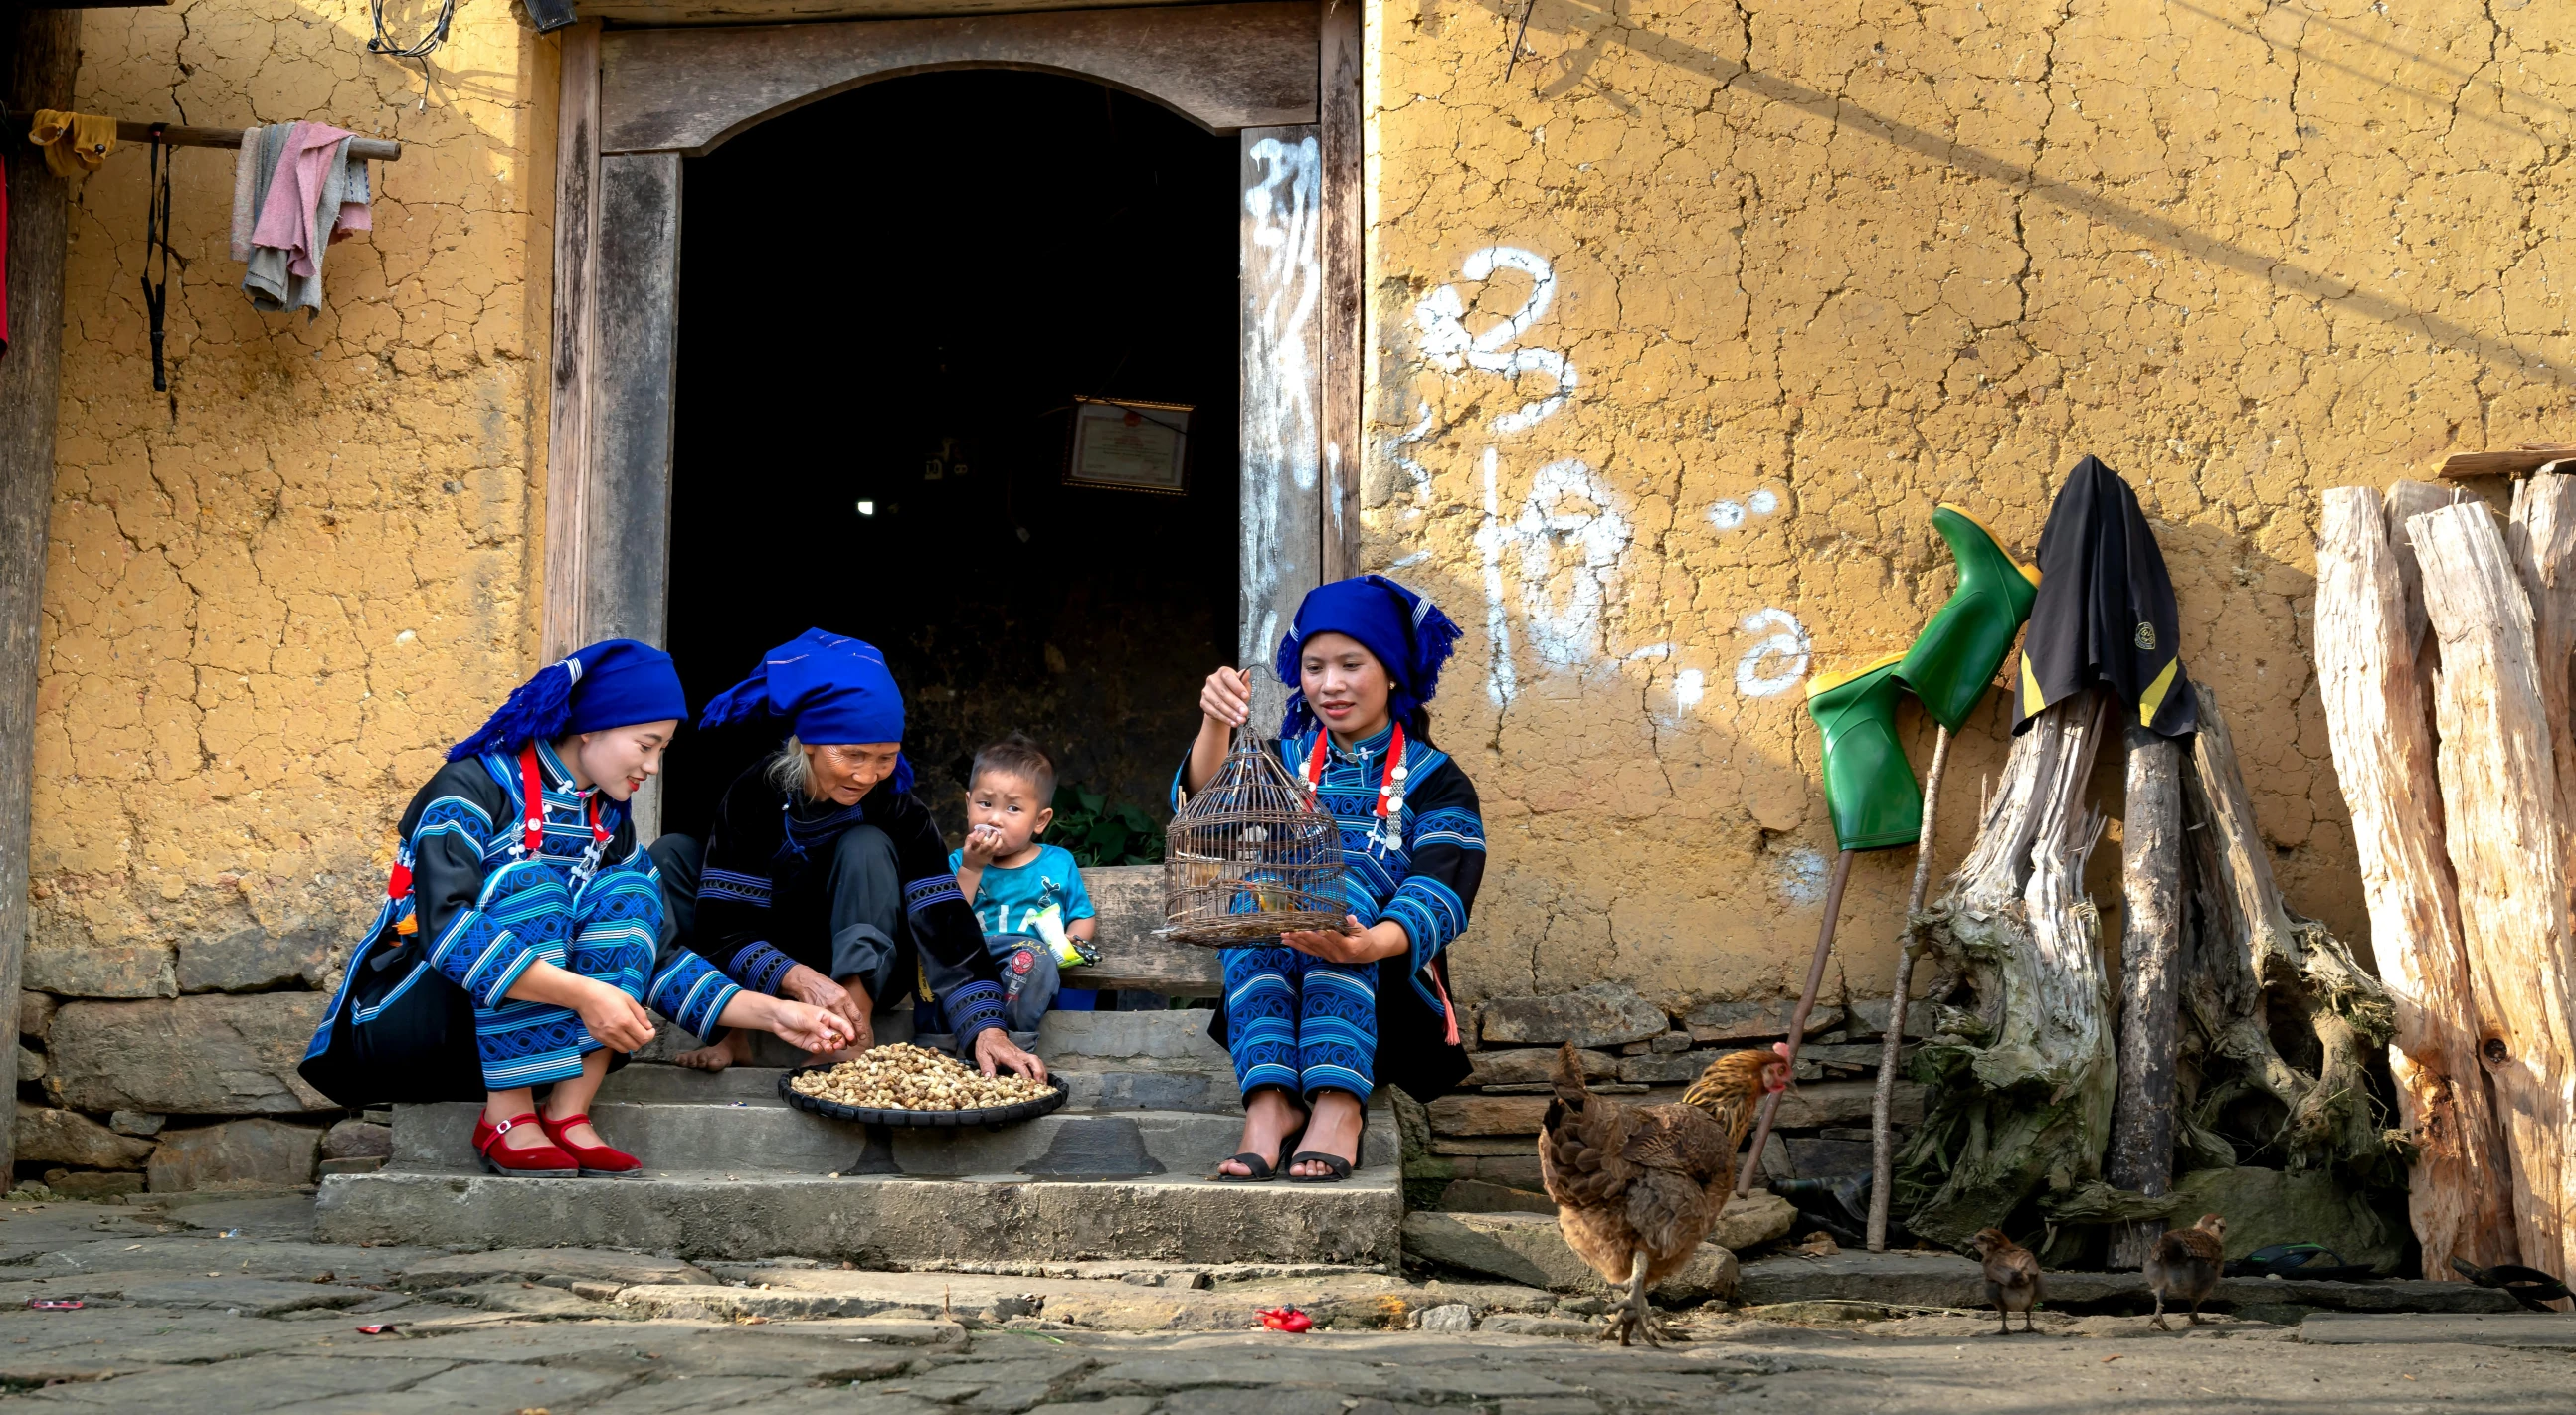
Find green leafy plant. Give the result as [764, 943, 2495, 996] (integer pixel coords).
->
[1049, 785, 1166, 867]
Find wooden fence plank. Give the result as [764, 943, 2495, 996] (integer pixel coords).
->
[2412, 498, 2576, 1283]
[2317, 486, 2519, 1275]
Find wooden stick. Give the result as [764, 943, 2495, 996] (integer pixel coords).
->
[1738, 847, 1855, 1198]
[1866, 725, 1949, 1251]
[2437, 444, 2576, 480]
[6, 111, 402, 161]
[2105, 725, 2186, 1269]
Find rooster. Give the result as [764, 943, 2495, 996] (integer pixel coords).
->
[1538, 1041, 1792, 1346]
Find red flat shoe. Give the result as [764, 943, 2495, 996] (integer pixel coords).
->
[539, 1112, 644, 1177]
[472, 1113, 578, 1177]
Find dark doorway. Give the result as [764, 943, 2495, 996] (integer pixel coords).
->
[664, 72, 1240, 842]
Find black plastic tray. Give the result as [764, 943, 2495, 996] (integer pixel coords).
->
[777, 1063, 1068, 1128]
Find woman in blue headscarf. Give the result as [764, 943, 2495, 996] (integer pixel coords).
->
[322, 640, 856, 1177]
[1180, 576, 1486, 1182]
[655, 629, 1048, 1083]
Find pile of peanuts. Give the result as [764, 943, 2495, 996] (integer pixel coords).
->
[789, 1043, 1053, 1112]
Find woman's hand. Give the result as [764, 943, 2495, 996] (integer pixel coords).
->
[1199, 666, 1252, 729]
[762, 998, 855, 1054]
[1282, 916, 1406, 966]
[973, 1027, 1049, 1083]
[779, 964, 868, 1046]
[575, 980, 656, 1053]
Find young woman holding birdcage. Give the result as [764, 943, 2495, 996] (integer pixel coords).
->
[1174, 576, 1486, 1183]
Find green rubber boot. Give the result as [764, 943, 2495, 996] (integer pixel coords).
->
[1807, 652, 1922, 853]
[1896, 503, 2041, 733]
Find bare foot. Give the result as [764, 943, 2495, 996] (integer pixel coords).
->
[675, 1028, 754, 1072]
[1216, 1086, 1308, 1178]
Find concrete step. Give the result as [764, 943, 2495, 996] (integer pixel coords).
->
[313, 1168, 1401, 1265]
[391, 1100, 1396, 1177]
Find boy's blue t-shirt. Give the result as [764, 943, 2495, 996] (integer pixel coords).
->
[947, 842, 1095, 956]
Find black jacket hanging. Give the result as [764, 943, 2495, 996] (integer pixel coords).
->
[2012, 454, 2198, 737]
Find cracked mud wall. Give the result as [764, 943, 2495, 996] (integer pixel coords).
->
[1363, 0, 2576, 1016]
[30, 0, 553, 997]
[22, 0, 2576, 1053]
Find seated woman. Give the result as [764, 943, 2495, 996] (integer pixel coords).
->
[401, 639, 854, 1176]
[1184, 576, 1486, 1182]
[654, 628, 1048, 1083]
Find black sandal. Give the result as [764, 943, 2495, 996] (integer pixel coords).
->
[1213, 1125, 1305, 1183]
[1286, 1111, 1364, 1184]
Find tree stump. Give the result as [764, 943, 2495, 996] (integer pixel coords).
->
[1899, 682, 2401, 1260]
[2175, 682, 2397, 1182]
[1897, 694, 2117, 1254]
[2315, 485, 2518, 1276]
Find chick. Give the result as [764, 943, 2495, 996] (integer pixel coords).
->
[2145, 1212, 2228, 1330]
[1968, 1227, 2042, 1335]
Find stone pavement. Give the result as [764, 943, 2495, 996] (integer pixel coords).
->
[1, 1194, 2570, 1413]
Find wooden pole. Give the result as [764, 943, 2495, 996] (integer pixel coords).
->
[1738, 847, 1854, 1197]
[2412, 499, 2576, 1286]
[0, 9, 82, 1190]
[2316, 486, 2519, 1276]
[2105, 726, 2185, 1269]
[1866, 725, 1949, 1250]
[2, 111, 401, 161]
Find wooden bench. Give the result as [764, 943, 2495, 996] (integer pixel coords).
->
[1060, 864, 1222, 997]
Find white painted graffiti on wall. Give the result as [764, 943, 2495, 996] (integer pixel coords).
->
[1239, 134, 1322, 686]
[1408, 245, 1806, 715]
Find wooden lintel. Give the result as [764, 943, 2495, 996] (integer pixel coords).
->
[6, 111, 401, 161]
[2437, 444, 2576, 480]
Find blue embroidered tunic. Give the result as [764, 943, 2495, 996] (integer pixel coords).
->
[1172, 722, 1486, 1100]
[685, 764, 1011, 1046]
[399, 743, 742, 1087]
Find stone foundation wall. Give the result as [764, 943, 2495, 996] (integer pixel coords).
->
[1408, 982, 1927, 1220]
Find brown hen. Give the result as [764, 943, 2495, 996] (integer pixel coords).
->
[1538, 1041, 1790, 1345]
[2145, 1213, 2227, 1330]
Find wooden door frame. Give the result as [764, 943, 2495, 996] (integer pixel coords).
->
[542, 3, 1362, 820]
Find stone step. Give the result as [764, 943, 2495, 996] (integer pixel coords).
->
[392, 1100, 1395, 1177]
[313, 1168, 1401, 1265]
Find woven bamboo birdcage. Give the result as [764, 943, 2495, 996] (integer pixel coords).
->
[1160, 733, 1350, 948]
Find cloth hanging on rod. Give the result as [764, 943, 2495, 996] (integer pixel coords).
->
[233, 122, 374, 318]
[26, 110, 116, 178]
[142, 127, 174, 391]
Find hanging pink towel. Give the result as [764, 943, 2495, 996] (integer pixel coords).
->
[249, 121, 372, 277]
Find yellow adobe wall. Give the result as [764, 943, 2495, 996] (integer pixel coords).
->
[1360, 0, 2573, 1013]
[30, 0, 555, 988]
[25, 0, 2576, 1025]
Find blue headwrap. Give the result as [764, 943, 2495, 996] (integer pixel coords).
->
[448, 639, 689, 762]
[1273, 575, 1464, 737]
[699, 628, 914, 796]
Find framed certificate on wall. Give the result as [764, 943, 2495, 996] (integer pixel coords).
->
[1064, 397, 1194, 495]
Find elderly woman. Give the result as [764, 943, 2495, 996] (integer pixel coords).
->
[316, 639, 856, 1177]
[1185, 576, 1486, 1182]
[655, 628, 1047, 1082]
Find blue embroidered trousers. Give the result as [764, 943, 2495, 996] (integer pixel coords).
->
[467, 861, 664, 1090]
[1221, 946, 1376, 1103]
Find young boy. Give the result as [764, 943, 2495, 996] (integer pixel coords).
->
[951, 734, 1098, 1031]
